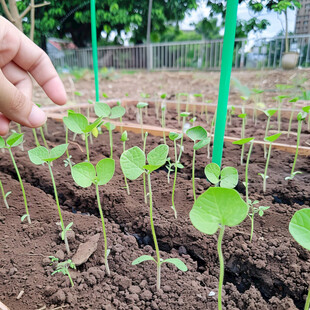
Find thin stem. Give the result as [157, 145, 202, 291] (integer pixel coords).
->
[123, 141, 130, 195]
[16, 124, 24, 151]
[171, 139, 178, 219]
[264, 117, 271, 159]
[162, 108, 166, 144]
[192, 149, 196, 202]
[109, 129, 113, 159]
[177, 96, 180, 125]
[65, 126, 72, 169]
[263, 143, 272, 193]
[177, 117, 186, 163]
[217, 225, 225, 310]
[240, 117, 246, 165]
[277, 100, 282, 132]
[95, 183, 110, 276]
[85, 133, 90, 162]
[245, 142, 253, 206]
[250, 214, 255, 242]
[287, 102, 295, 138]
[48, 163, 70, 255]
[0, 179, 9, 209]
[140, 109, 144, 141]
[147, 172, 161, 291]
[291, 120, 301, 176]
[32, 128, 40, 147]
[304, 285, 310, 310]
[8, 148, 30, 224]
[143, 133, 148, 205]
[44, 122, 49, 135]
[39, 126, 48, 149]
[67, 271, 74, 287]
[120, 116, 123, 134]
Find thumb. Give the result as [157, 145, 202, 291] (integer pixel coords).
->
[0, 70, 46, 127]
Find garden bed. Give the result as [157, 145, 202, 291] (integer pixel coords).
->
[0, 112, 309, 309]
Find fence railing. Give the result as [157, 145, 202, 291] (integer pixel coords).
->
[48, 34, 310, 71]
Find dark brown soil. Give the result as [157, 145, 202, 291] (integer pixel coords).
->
[0, 108, 309, 310]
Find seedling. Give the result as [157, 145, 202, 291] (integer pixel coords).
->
[178, 112, 191, 162]
[0, 178, 11, 209]
[116, 101, 125, 133]
[32, 128, 40, 147]
[15, 123, 24, 151]
[227, 105, 235, 125]
[289, 208, 310, 310]
[102, 92, 109, 99]
[71, 158, 115, 275]
[121, 131, 130, 195]
[186, 126, 210, 202]
[28, 144, 72, 254]
[0, 133, 30, 223]
[285, 110, 308, 180]
[136, 102, 149, 141]
[251, 88, 264, 126]
[49, 256, 76, 287]
[142, 132, 149, 205]
[190, 187, 248, 310]
[63, 120, 74, 169]
[204, 163, 238, 189]
[273, 94, 290, 132]
[237, 113, 247, 165]
[287, 97, 299, 137]
[208, 111, 217, 158]
[189, 116, 197, 127]
[169, 132, 183, 218]
[161, 94, 167, 144]
[63, 111, 103, 162]
[120, 145, 187, 290]
[258, 133, 282, 193]
[263, 109, 277, 158]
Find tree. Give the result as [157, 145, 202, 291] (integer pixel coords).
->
[193, 17, 222, 40]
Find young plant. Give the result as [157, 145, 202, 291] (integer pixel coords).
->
[116, 101, 125, 133]
[120, 145, 187, 290]
[186, 126, 210, 202]
[169, 132, 183, 219]
[50, 256, 76, 287]
[227, 105, 235, 126]
[274, 94, 290, 132]
[258, 133, 282, 193]
[64, 121, 74, 169]
[0, 133, 30, 223]
[208, 111, 217, 158]
[285, 110, 308, 180]
[32, 128, 40, 147]
[237, 113, 247, 165]
[190, 187, 248, 310]
[136, 102, 149, 141]
[287, 97, 299, 137]
[303, 105, 310, 131]
[251, 88, 264, 126]
[0, 178, 11, 209]
[289, 208, 310, 310]
[204, 163, 238, 189]
[178, 112, 191, 162]
[63, 111, 103, 162]
[263, 108, 277, 158]
[161, 94, 167, 144]
[28, 144, 72, 254]
[121, 131, 130, 195]
[71, 158, 115, 275]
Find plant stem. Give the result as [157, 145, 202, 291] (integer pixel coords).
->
[161, 108, 166, 144]
[264, 116, 271, 159]
[16, 124, 24, 151]
[147, 172, 161, 291]
[241, 117, 246, 165]
[140, 109, 144, 141]
[287, 102, 296, 138]
[32, 128, 40, 147]
[122, 141, 130, 195]
[47, 163, 70, 255]
[290, 119, 302, 177]
[65, 126, 72, 169]
[263, 143, 272, 193]
[39, 126, 48, 149]
[192, 148, 196, 202]
[0, 179, 9, 209]
[250, 215, 255, 243]
[8, 148, 31, 224]
[277, 99, 282, 132]
[177, 96, 180, 125]
[109, 129, 113, 159]
[44, 122, 49, 135]
[143, 133, 148, 205]
[119, 116, 123, 134]
[171, 140, 178, 219]
[305, 285, 310, 310]
[217, 225, 225, 310]
[177, 117, 186, 163]
[95, 183, 110, 276]
[85, 133, 90, 162]
[67, 271, 74, 287]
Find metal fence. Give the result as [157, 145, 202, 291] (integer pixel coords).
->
[49, 34, 310, 71]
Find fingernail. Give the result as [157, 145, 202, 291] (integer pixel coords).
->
[28, 105, 47, 127]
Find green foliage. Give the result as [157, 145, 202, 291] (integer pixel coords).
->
[120, 147, 145, 180]
[136, 102, 149, 109]
[110, 106, 126, 119]
[264, 133, 281, 143]
[132, 255, 155, 265]
[186, 126, 208, 141]
[264, 109, 277, 117]
[204, 163, 238, 189]
[121, 131, 128, 142]
[5, 133, 24, 148]
[232, 137, 254, 145]
[95, 102, 111, 118]
[28, 145, 68, 165]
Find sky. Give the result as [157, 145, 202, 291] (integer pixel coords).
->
[180, 2, 297, 39]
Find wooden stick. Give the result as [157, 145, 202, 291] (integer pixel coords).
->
[0, 301, 10, 310]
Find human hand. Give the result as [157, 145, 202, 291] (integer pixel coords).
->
[0, 16, 67, 135]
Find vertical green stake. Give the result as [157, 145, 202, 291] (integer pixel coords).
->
[91, 0, 99, 102]
[212, 0, 238, 167]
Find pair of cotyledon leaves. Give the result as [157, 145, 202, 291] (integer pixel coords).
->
[0, 133, 24, 149]
[186, 126, 210, 150]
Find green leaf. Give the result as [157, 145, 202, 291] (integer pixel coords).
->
[21, 214, 28, 222]
[258, 206, 270, 216]
[63, 112, 88, 134]
[88, 99, 94, 105]
[162, 258, 188, 271]
[238, 113, 247, 119]
[302, 106, 310, 113]
[94, 102, 111, 118]
[136, 102, 148, 109]
[49, 144, 68, 161]
[28, 146, 49, 165]
[180, 112, 191, 117]
[0, 137, 5, 148]
[232, 137, 254, 145]
[143, 164, 161, 172]
[121, 131, 128, 142]
[186, 126, 208, 141]
[189, 187, 248, 235]
[147, 144, 169, 167]
[264, 132, 281, 143]
[84, 117, 103, 133]
[289, 208, 310, 251]
[297, 111, 307, 121]
[110, 106, 126, 119]
[6, 133, 24, 147]
[264, 109, 277, 117]
[220, 167, 238, 189]
[193, 137, 210, 150]
[71, 162, 96, 188]
[169, 132, 182, 141]
[96, 158, 115, 185]
[104, 122, 116, 131]
[176, 163, 184, 169]
[204, 163, 220, 184]
[120, 147, 145, 180]
[160, 94, 167, 99]
[289, 97, 299, 103]
[5, 191, 11, 198]
[102, 93, 108, 99]
[132, 255, 155, 265]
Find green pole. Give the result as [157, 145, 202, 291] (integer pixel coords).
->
[90, 0, 100, 102]
[211, 0, 238, 167]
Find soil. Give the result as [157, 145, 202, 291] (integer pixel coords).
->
[0, 69, 309, 309]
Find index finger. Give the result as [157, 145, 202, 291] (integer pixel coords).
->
[0, 16, 67, 106]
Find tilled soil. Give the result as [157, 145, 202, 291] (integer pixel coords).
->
[0, 112, 309, 310]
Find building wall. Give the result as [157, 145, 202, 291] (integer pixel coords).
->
[295, 0, 310, 34]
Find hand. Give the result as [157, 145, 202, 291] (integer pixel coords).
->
[0, 16, 67, 135]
